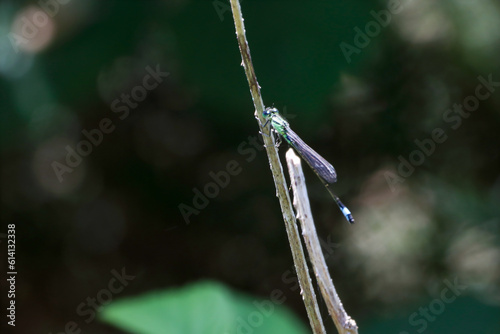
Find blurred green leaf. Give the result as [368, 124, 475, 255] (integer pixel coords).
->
[100, 280, 308, 334]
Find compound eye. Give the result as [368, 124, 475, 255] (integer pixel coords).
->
[263, 107, 278, 118]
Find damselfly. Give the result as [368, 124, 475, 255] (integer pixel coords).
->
[263, 107, 354, 224]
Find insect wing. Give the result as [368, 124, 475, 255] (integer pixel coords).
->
[285, 127, 337, 184]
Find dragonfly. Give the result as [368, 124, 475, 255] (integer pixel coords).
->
[262, 107, 354, 224]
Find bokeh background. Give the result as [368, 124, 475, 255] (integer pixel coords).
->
[1, 0, 500, 333]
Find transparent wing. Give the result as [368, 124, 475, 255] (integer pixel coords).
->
[284, 127, 337, 184]
[281, 126, 354, 224]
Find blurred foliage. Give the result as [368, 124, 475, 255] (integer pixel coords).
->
[100, 280, 308, 334]
[1, 0, 500, 333]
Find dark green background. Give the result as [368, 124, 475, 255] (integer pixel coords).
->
[1, 0, 500, 333]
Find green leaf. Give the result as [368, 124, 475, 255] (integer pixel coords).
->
[100, 280, 309, 334]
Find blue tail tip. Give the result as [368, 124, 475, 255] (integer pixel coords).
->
[342, 207, 355, 224]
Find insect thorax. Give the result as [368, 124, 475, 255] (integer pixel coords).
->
[271, 117, 288, 134]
